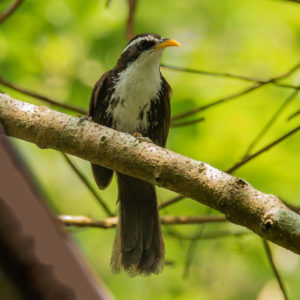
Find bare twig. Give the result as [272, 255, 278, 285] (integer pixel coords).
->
[59, 215, 117, 229]
[161, 64, 265, 81]
[166, 227, 250, 240]
[159, 195, 184, 209]
[0, 76, 87, 115]
[287, 109, 300, 121]
[263, 240, 288, 300]
[160, 215, 227, 225]
[61, 153, 114, 217]
[161, 64, 300, 90]
[0, 0, 24, 25]
[226, 126, 300, 173]
[58, 215, 227, 228]
[171, 117, 205, 128]
[182, 225, 206, 278]
[244, 89, 299, 156]
[126, 0, 138, 42]
[105, 0, 112, 8]
[172, 62, 300, 121]
[281, 0, 300, 4]
[172, 83, 262, 121]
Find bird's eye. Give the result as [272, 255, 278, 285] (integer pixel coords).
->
[139, 40, 155, 50]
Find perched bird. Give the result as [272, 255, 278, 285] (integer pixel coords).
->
[88, 33, 180, 276]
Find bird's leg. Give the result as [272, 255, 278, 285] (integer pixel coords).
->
[133, 133, 153, 144]
[77, 115, 92, 125]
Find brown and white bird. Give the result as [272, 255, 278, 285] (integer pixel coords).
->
[88, 33, 180, 276]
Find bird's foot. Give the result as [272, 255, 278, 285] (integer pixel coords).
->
[133, 133, 153, 144]
[77, 115, 92, 125]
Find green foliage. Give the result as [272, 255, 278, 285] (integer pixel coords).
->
[1, 0, 300, 299]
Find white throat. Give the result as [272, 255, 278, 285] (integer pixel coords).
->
[106, 50, 163, 134]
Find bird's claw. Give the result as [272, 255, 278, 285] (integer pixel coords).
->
[133, 133, 152, 144]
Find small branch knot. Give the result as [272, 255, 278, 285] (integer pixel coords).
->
[262, 219, 273, 232]
[236, 178, 247, 187]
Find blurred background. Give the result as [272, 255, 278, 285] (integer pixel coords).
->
[0, 0, 300, 299]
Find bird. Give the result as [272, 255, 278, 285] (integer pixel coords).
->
[88, 33, 180, 276]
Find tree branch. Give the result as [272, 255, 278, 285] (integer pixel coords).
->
[263, 240, 288, 300]
[61, 153, 114, 217]
[287, 108, 300, 121]
[281, 0, 300, 4]
[172, 83, 262, 121]
[243, 89, 299, 156]
[159, 195, 185, 209]
[226, 126, 300, 173]
[58, 215, 227, 228]
[0, 75, 87, 115]
[171, 117, 205, 128]
[161, 63, 300, 90]
[165, 227, 250, 240]
[1, 94, 300, 254]
[172, 62, 300, 121]
[0, 0, 24, 25]
[161, 123, 300, 210]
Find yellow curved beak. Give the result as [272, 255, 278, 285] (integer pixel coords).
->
[155, 39, 181, 50]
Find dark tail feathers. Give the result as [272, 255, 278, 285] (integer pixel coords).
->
[91, 164, 113, 190]
[111, 173, 164, 276]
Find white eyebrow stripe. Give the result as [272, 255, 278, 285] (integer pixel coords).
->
[122, 36, 160, 53]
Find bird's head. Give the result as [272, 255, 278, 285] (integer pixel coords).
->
[116, 33, 181, 71]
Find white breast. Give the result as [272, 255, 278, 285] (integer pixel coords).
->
[106, 50, 163, 134]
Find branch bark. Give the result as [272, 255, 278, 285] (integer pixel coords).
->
[58, 215, 227, 228]
[1, 93, 300, 254]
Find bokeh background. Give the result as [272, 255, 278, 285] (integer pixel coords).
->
[1, 0, 300, 299]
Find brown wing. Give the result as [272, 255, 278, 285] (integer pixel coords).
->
[88, 70, 114, 127]
[88, 70, 115, 190]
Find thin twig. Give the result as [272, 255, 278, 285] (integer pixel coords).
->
[182, 225, 206, 278]
[263, 240, 288, 300]
[0, 76, 87, 115]
[105, 0, 112, 8]
[159, 195, 184, 209]
[161, 64, 300, 90]
[126, 0, 138, 42]
[172, 83, 262, 121]
[166, 227, 249, 240]
[0, 0, 24, 25]
[172, 62, 300, 121]
[59, 215, 117, 229]
[226, 126, 300, 173]
[61, 154, 114, 217]
[244, 89, 299, 156]
[171, 117, 205, 128]
[160, 215, 226, 225]
[287, 109, 300, 121]
[281, 0, 300, 4]
[58, 215, 227, 229]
